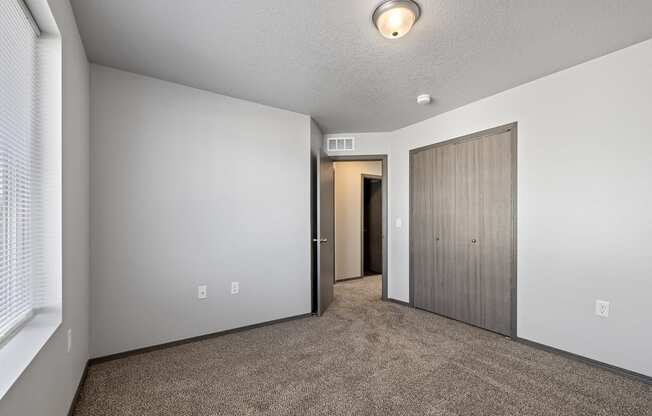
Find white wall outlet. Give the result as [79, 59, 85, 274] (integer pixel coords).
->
[231, 281, 239, 295]
[595, 300, 610, 318]
[197, 285, 207, 299]
[67, 328, 72, 353]
[395, 218, 402, 228]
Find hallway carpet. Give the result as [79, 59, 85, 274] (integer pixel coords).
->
[73, 276, 651, 415]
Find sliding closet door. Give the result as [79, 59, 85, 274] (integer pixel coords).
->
[478, 131, 514, 335]
[454, 139, 482, 327]
[411, 149, 436, 311]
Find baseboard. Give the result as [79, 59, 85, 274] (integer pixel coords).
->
[516, 337, 651, 385]
[386, 297, 410, 307]
[89, 313, 313, 365]
[67, 360, 89, 416]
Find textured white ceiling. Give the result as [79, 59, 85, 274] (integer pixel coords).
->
[70, 0, 652, 133]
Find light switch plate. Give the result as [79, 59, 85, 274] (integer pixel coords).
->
[395, 218, 402, 228]
[231, 281, 239, 295]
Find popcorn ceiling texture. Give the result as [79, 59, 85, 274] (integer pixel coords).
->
[70, 1, 652, 133]
[73, 276, 651, 415]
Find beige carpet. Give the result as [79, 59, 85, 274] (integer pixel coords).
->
[74, 276, 651, 415]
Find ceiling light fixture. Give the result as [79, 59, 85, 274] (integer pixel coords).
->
[372, 0, 421, 39]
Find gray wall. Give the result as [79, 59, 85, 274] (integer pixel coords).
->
[90, 65, 312, 357]
[0, 0, 90, 414]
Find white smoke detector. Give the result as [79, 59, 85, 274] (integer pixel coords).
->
[416, 94, 432, 105]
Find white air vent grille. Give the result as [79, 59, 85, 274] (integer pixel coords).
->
[327, 137, 355, 152]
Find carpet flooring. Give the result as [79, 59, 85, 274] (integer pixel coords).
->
[73, 276, 651, 415]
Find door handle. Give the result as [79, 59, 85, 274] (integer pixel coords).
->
[471, 239, 478, 244]
[313, 238, 328, 243]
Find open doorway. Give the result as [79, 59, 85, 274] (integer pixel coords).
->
[310, 150, 388, 315]
[330, 157, 387, 300]
[362, 175, 383, 276]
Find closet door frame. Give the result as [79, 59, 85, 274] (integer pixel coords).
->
[409, 122, 518, 339]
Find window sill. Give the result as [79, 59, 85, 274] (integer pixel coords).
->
[0, 310, 61, 399]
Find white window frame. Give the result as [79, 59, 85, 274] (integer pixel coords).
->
[0, 0, 62, 399]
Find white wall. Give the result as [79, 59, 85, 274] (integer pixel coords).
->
[334, 161, 382, 280]
[90, 65, 312, 357]
[327, 39, 652, 376]
[0, 0, 90, 414]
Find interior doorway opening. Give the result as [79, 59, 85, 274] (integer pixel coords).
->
[329, 158, 387, 301]
[310, 150, 389, 316]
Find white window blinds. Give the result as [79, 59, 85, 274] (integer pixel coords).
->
[0, 0, 43, 343]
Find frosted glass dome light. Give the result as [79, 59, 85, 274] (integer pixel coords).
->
[372, 0, 421, 39]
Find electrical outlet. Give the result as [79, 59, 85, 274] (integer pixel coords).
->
[67, 328, 72, 353]
[197, 285, 207, 299]
[231, 281, 239, 295]
[595, 300, 609, 318]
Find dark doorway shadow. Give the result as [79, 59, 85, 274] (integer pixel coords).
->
[362, 175, 383, 276]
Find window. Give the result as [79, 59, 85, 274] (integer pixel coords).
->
[0, 0, 43, 344]
[0, 0, 60, 398]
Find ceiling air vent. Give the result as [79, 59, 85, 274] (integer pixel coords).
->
[327, 137, 355, 152]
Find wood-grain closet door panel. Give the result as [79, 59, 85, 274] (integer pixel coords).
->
[411, 149, 435, 311]
[454, 139, 483, 327]
[479, 131, 514, 335]
[432, 144, 456, 317]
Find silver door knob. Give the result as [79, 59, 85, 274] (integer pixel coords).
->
[312, 238, 328, 243]
[471, 239, 477, 244]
